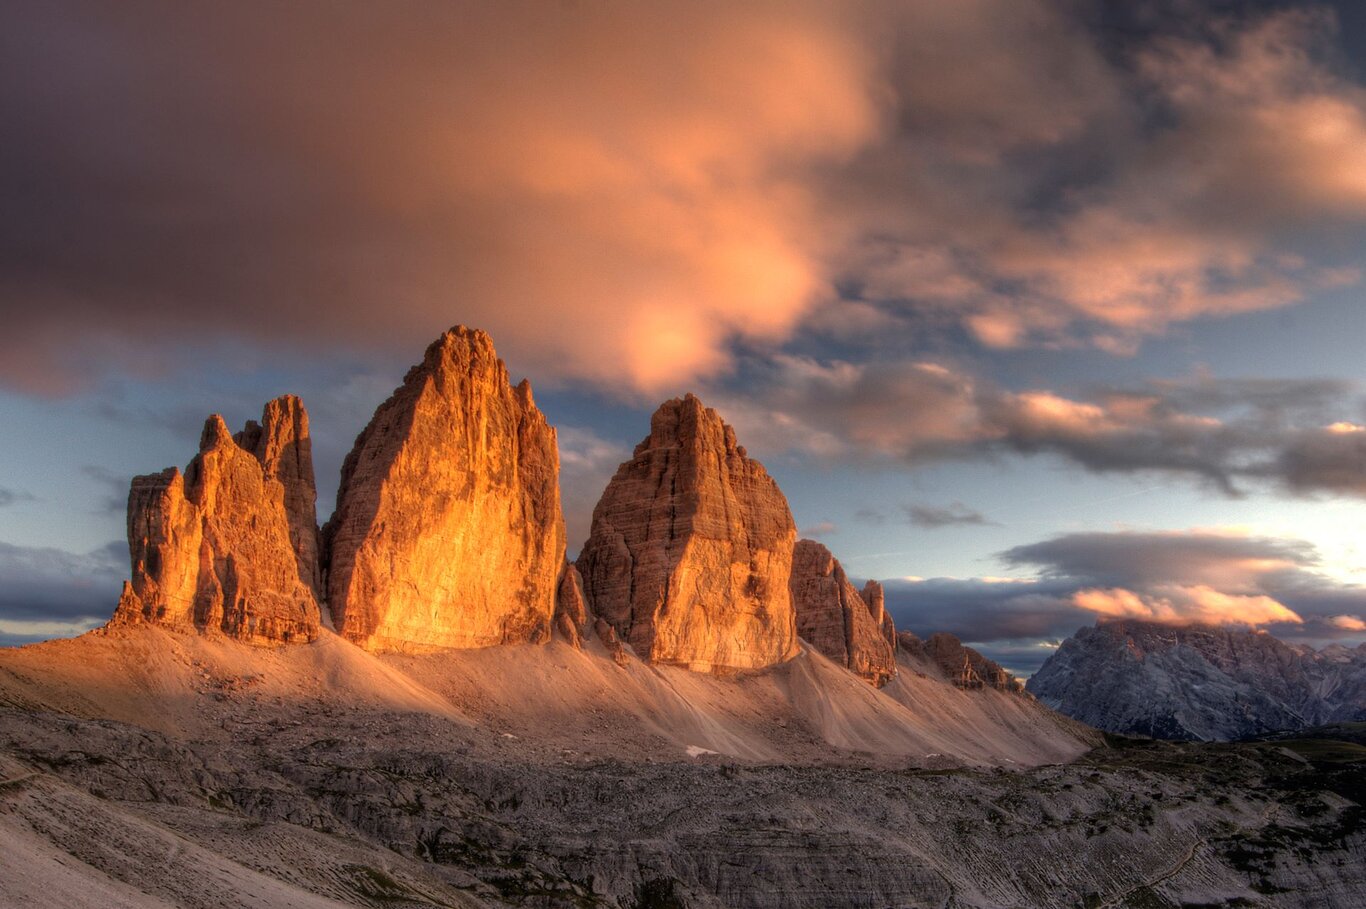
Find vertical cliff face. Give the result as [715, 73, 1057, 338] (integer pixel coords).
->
[577, 394, 798, 672]
[862, 579, 898, 653]
[790, 541, 897, 686]
[324, 326, 566, 652]
[234, 395, 320, 597]
[112, 399, 322, 644]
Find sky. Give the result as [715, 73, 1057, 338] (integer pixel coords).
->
[3, 0, 1366, 672]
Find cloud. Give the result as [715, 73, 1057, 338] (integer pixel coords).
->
[1329, 614, 1366, 632]
[0, 1, 879, 396]
[799, 521, 838, 538]
[904, 502, 993, 529]
[715, 357, 1366, 499]
[1071, 585, 1301, 627]
[0, 487, 36, 508]
[0, 540, 124, 628]
[4, 5, 1366, 395]
[80, 465, 129, 516]
[881, 528, 1366, 657]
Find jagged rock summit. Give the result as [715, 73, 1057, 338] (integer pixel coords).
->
[789, 539, 897, 686]
[1028, 619, 1366, 740]
[111, 396, 322, 644]
[324, 326, 566, 652]
[578, 394, 799, 672]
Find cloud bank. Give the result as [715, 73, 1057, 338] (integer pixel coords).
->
[4, 3, 1366, 394]
[883, 528, 1366, 672]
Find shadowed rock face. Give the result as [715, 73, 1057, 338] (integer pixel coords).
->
[790, 540, 896, 686]
[924, 633, 1018, 691]
[554, 563, 590, 649]
[324, 326, 566, 652]
[1028, 620, 1366, 740]
[112, 398, 322, 644]
[578, 394, 798, 672]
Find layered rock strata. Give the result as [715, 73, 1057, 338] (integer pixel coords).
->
[111, 398, 322, 644]
[577, 394, 798, 672]
[324, 326, 566, 652]
[789, 540, 897, 686]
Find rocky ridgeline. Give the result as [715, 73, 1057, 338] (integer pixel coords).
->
[104, 326, 1018, 693]
[112, 397, 322, 644]
[899, 631, 1020, 691]
[1028, 620, 1366, 740]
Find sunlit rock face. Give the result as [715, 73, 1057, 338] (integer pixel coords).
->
[234, 395, 321, 597]
[324, 326, 566, 652]
[578, 394, 798, 672]
[790, 540, 897, 686]
[112, 398, 322, 644]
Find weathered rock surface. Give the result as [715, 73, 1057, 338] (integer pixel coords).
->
[553, 563, 590, 649]
[111, 400, 322, 644]
[921, 633, 1018, 691]
[324, 326, 566, 652]
[862, 579, 898, 651]
[233, 396, 320, 596]
[1028, 620, 1366, 740]
[789, 541, 896, 686]
[577, 394, 798, 672]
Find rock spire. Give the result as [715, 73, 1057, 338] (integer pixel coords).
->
[577, 394, 798, 672]
[324, 326, 566, 652]
[111, 397, 322, 644]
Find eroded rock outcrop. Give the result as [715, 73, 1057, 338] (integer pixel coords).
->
[111, 398, 322, 644]
[925, 633, 1018, 691]
[324, 326, 566, 652]
[554, 563, 590, 649]
[862, 579, 898, 652]
[577, 394, 798, 672]
[789, 541, 896, 686]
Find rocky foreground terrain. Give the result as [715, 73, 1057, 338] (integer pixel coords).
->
[1, 627, 1364, 909]
[1029, 621, 1366, 741]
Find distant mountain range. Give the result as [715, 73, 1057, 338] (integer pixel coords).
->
[1027, 620, 1366, 741]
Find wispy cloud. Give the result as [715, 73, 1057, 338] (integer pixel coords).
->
[904, 502, 993, 529]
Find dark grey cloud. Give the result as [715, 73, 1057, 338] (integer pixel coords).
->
[719, 359, 1366, 501]
[1002, 530, 1319, 590]
[80, 465, 129, 516]
[882, 528, 1366, 672]
[0, 487, 36, 508]
[0, 539, 125, 626]
[904, 502, 993, 528]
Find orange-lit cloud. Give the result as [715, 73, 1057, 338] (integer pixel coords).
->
[5, 5, 1366, 394]
[1072, 585, 1302, 628]
[1329, 615, 1366, 632]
